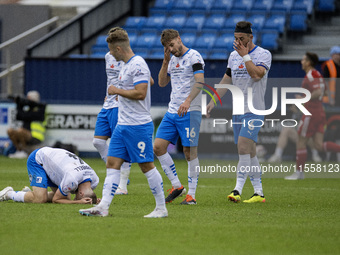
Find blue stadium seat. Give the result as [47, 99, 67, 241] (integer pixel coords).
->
[152, 0, 174, 10]
[252, 0, 274, 11]
[124, 17, 146, 30]
[149, 8, 169, 17]
[232, 0, 254, 11]
[271, 0, 293, 13]
[91, 45, 108, 54]
[134, 48, 150, 59]
[163, 15, 186, 30]
[263, 14, 286, 33]
[180, 33, 197, 48]
[202, 14, 226, 32]
[144, 16, 166, 29]
[224, 14, 246, 29]
[153, 38, 164, 50]
[214, 34, 234, 51]
[194, 33, 217, 50]
[135, 33, 157, 49]
[183, 14, 206, 31]
[90, 52, 106, 58]
[148, 49, 165, 59]
[211, 0, 233, 12]
[289, 12, 308, 31]
[128, 33, 138, 48]
[195, 49, 209, 59]
[95, 35, 107, 47]
[193, 0, 216, 11]
[292, 0, 313, 14]
[209, 49, 229, 60]
[174, 0, 194, 10]
[318, 0, 335, 12]
[260, 31, 279, 50]
[247, 15, 266, 31]
[252, 33, 258, 44]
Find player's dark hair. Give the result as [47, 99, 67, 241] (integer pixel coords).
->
[235, 21, 253, 34]
[161, 29, 180, 46]
[305, 52, 319, 67]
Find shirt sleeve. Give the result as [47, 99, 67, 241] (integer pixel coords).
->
[131, 61, 150, 86]
[191, 51, 205, 75]
[90, 173, 99, 190]
[256, 50, 272, 71]
[59, 173, 78, 196]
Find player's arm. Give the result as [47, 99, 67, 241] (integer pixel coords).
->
[52, 188, 92, 204]
[234, 40, 267, 80]
[244, 59, 267, 80]
[178, 71, 204, 117]
[108, 82, 148, 100]
[150, 76, 155, 86]
[206, 73, 231, 118]
[158, 47, 171, 87]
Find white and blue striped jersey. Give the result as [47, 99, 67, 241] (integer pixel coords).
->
[227, 46, 272, 114]
[167, 49, 205, 113]
[117, 55, 152, 125]
[35, 147, 99, 196]
[103, 52, 124, 109]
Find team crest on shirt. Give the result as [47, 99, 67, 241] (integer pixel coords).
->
[62, 182, 75, 194]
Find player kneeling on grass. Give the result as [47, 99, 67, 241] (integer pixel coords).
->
[0, 147, 99, 204]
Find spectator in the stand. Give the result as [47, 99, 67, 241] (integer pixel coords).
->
[322, 46, 340, 106]
[7, 91, 46, 159]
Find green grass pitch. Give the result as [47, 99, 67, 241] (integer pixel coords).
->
[0, 156, 339, 255]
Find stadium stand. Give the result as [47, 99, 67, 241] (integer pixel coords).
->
[83, 0, 339, 60]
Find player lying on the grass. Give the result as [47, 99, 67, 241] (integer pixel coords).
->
[0, 147, 99, 204]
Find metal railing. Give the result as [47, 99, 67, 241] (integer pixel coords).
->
[0, 16, 59, 98]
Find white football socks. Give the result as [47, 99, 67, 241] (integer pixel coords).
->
[249, 156, 264, 196]
[7, 191, 25, 202]
[93, 138, 108, 163]
[144, 168, 166, 210]
[274, 147, 283, 157]
[118, 162, 131, 191]
[187, 157, 199, 199]
[157, 152, 181, 189]
[234, 154, 251, 195]
[98, 168, 120, 209]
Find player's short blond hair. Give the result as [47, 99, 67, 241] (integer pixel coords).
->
[106, 27, 129, 47]
[161, 29, 180, 46]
